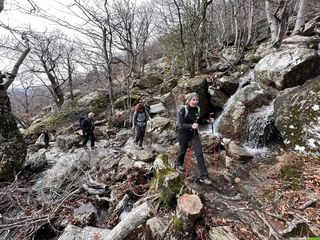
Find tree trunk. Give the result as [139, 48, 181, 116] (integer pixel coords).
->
[273, 1, 289, 49]
[176, 194, 203, 231]
[246, 0, 254, 45]
[265, 0, 279, 42]
[47, 72, 64, 108]
[292, 0, 308, 35]
[0, 0, 3, 13]
[67, 56, 74, 101]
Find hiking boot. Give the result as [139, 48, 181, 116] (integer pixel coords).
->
[176, 165, 185, 172]
[82, 145, 87, 149]
[199, 178, 212, 185]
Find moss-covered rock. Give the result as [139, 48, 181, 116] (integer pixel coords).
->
[274, 77, 320, 157]
[152, 154, 185, 207]
[0, 113, 26, 181]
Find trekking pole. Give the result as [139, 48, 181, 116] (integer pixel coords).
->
[185, 114, 199, 180]
[210, 113, 218, 176]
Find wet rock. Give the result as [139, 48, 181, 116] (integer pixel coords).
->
[227, 141, 254, 163]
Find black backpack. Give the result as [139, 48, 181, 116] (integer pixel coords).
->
[176, 105, 200, 129]
[79, 116, 86, 129]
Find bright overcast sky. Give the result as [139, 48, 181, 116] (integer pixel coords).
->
[0, 0, 77, 31]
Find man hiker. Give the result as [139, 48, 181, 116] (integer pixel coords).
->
[81, 112, 95, 149]
[132, 102, 151, 149]
[176, 92, 214, 185]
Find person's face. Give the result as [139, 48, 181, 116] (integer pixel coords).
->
[189, 97, 199, 107]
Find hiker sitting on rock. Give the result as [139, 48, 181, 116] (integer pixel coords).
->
[176, 92, 214, 185]
[81, 112, 95, 149]
[132, 102, 151, 149]
[36, 128, 54, 148]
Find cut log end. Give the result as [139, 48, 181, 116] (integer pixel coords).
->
[178, 194, 203, 216]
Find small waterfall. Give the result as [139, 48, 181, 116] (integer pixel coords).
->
[246, 103, 274, 148]
[212, 69, 255, 136]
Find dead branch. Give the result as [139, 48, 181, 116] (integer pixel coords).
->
[255, 210, 282, 240]
[279, 217, 306, 236]
[298, 199, 318, 210]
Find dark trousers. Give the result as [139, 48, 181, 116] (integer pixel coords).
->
[177, 132, 208, 180]
[44, 133, 49, 148]
[82, 131, 95, 147]
[135, 126, 146, 147]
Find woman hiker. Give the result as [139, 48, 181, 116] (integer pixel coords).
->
[132, 102, 151, 149]
[176, 92, 214, 185]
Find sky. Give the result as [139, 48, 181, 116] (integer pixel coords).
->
[0, 0, 78, 32]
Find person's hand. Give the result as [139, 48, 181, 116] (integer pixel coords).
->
[209, 117, 215, 123]
[191, 123, 199, 129]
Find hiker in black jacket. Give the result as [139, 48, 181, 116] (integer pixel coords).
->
[176, 92, 214, 185]
[81, 112, 95, 149]
[132, 102, 151, 149]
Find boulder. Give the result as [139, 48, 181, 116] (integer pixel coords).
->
[78, 91, 100, 105]
[58, 224, 110, 240]
[134, 72, 164, 90]
[145, 217, 168, 240]
[149, 102, 166, 115]
[216, 82, 277, 142]
[208, 86, 229, 108]
[23, 149, 47, 172]
[56, 134, 83, 150]
[274, 77, 320, 157]
[255, 47, 320, 90]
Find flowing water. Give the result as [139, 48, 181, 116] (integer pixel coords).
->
[245, 102, 274, 148]
[212, 69, 255, 137]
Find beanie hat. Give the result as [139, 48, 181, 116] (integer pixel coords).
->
[186, 92, 199, 103]
[88, 112, 95, 118]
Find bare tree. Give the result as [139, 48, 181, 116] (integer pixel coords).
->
[292, 0, 308, 35]
[265, 0, 289, 49]
[25, 30, 68, 108]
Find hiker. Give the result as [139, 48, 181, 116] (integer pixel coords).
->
[36, 129, 54, 148]
[132, 102, 151, 149]
[81, 112, 95, 149]
[176, 92, 214, 185]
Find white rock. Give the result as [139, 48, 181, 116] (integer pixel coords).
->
[311, 104, 319, 111]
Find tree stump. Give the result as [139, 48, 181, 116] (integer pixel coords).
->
[176, 194, 203, 231]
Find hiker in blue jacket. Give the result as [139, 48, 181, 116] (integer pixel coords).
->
[176, 92, 214, 185]
[81, 112, 95, 149]
[132, 102, 151, 149]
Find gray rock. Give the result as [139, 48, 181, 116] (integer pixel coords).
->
[255, 47, 320, 90]
[274, 77, 320, 157]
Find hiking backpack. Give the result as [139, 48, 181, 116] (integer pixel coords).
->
[136, 111, 147, 126]
[79, 116, 86, 130]
[176, 105, 201, 129]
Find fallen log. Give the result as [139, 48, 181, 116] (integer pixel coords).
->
[106, 202, 151, 240]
